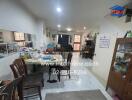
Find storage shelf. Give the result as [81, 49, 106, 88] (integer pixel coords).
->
[107, 38, 132, 100]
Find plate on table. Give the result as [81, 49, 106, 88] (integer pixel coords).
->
[42, 55, 52, 60]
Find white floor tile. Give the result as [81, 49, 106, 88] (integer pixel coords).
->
[39, 53, 112, 100]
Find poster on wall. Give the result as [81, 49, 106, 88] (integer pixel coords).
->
[110, 5, 125, 17]
[99, 35, 110, 48]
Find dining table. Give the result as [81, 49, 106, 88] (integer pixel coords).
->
[25, 53, 63, 65]
[25, 53, 63, 83]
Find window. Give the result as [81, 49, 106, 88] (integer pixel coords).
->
[74, 35, 81, 42]
[14, 32, 25, 41]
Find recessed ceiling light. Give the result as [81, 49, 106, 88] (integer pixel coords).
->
[66, 28, 72, 31]
[84, 27, 86, 30]
[57, 24, 61, 28]
[56, 7, 62, 13]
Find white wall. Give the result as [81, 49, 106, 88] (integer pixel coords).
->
[0, 0, 37, 34]
[92, 16, 132, 86]
[0, 0, 49, 48]
[93, 33, 117, 86]
[0, 0, 49, 79]
[43, 24, 51, 49]
[105, 16, 132, 33]
[34, 19, 45, 49]
[0, 53, 19, 80]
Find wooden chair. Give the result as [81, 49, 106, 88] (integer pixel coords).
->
[0, 93, 7, 100]
[13, 58, 44, 87]
[0, 82, 15, 100]
[0, 77, 23, 100]
[10, 63, 42, 100]
[57, 52, 73, 81]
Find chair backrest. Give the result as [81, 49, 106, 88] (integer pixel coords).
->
[10, 58, 28, 78]
[14, 58, 28, 75]
[10, 64, 22, 78]
[0, 77, 23, 100]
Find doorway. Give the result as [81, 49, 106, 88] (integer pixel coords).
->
[73, 35, 81, 52]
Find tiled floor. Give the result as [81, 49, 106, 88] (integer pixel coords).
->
[29, 53, 112, 100]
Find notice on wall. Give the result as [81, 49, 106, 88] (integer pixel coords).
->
[99, 35, 110, 48]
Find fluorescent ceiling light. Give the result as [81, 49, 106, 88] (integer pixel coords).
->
[56, 7, 62, 13]
[66, 28, 72, 31]
[57, 24, 61, 28]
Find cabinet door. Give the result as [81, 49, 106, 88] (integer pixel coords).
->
[123, 83, 132, 100]
[108, 71, 126, 98]
[112, 39, 132, 78]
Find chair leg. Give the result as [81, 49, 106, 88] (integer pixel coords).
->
[48, 67, 52, 80]
[41, 79, 44, 87]
[57, 70, 61, 82]
[12, 88, 16, 100]
[38, 86, 42, 100]
[68, 70, 71, 79]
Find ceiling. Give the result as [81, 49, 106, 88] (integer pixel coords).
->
[19, 0, 130, 32]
